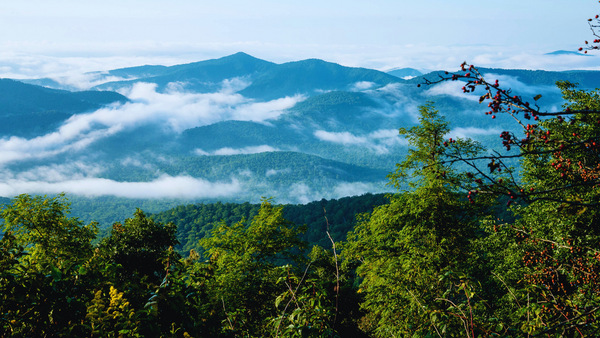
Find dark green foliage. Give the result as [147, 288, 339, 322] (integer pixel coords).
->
[345, 103, 494, 337]
[98, 209, 179, 284]
[151, 193, 387, 255]
[0, 194, 357, 337]
[1, 193, 97, 269]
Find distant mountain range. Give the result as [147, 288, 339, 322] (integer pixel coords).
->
[386, 67, 423, 79]
[545, 50, 590, 56]
[3, 52, 600, 226]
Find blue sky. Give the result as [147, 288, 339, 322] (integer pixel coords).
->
[0, 0, 599, 78]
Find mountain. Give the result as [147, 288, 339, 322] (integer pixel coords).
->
[93, 52, 277, 93]
[179, 91, 381, 153]
[238, 58, 402, 100]
[5, 53, 600, 228]
[0, 79, 128, 136]
[411, 67, 600, 88]
[92, 53, 403, 100]
[386, 67, 423, 79]
[0, 79, 127, 116]
[545, 50, 590, 56]
[59, 151, 390, 226]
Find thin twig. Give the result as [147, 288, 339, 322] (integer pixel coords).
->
[323, 206, 340, 329]
[406, 287, 443, 338]
[275, 262, 312, 337]
[221, 297, 234, 331]
[491, 272, 522, 309]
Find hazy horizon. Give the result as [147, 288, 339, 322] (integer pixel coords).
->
[1, 1, 599, 82]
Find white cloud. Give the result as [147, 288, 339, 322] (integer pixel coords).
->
[266, 168, 290, 177]
[0, 175, 241, 199]
[314, 129, 406, 154]
[364, 83, 421, 121]
[120, 156, 155, 170]
[238, 169, 253, 177]
[195, 145, 279, 156]
[0, 81, 302, 166]
[286, 182, 318, 204]
[7, 162, 104, 183]
[480, 73, 559, 97]
[282, 181, 390, 205]
[424, 81, 480, 102]
[447, 127, 503, 140]
[351, 81, 376, 91]
[332, 182, 379, 198]
[314, 130, 368, 145]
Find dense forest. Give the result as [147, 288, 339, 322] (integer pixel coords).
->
[150, 193, 388, 254]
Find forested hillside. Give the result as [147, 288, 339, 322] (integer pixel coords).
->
[151, 193, 387, 254]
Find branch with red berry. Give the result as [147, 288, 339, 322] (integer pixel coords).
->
[418, 62, 600, 207]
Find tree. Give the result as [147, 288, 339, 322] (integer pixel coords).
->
[345, 103, 494, 337]
[414, 9, 600, 336]
[1, 193, 97, 269]
[0, 195, 99, 336]
[199, 198, 308, 337]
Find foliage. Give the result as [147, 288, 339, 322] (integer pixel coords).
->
[151, 193, 387, 255]
[1, 193, 97, 269]
[346, 103, 495, 337]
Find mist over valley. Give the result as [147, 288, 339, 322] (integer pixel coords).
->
[1, 52, 597, 226]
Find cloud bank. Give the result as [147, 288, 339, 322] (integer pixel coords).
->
[194, 145, 280, 156]
[447, 127, 503, 140]
[0, 175, 241, 199]
[0, 80, 301, 166]
[314, 129, 407, 154]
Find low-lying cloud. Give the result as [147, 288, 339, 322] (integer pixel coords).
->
[195, 145, 280, 156]
[350, 81, 376, 91]
[0, 80, 302, 166]
[363, 83, 421, 121]
[447, 127, 503, 140]
[0, 175, 241, 199]
[282, 181, 390, 205]
[266, 168, 291, 177]
[424, 73, 561, 106]
[314, 129, 407, 154]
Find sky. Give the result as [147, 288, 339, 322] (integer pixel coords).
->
[1, 0, 600, 78]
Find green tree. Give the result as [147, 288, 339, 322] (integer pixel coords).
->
[346, 103, 493, 337]
[199, 198, 308, 337]
[471, 81, 600, 336]
[1, 193, 97, 269]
